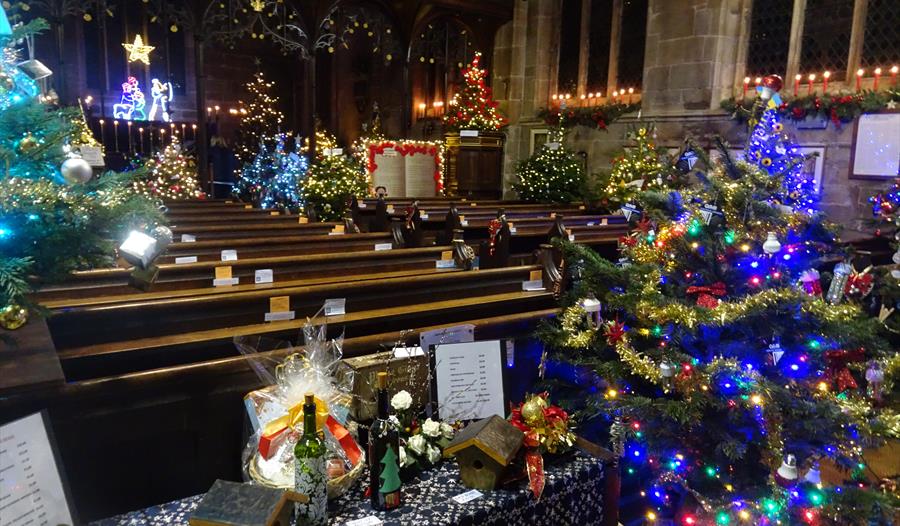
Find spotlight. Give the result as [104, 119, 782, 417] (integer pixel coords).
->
[120, 226, 172, 289]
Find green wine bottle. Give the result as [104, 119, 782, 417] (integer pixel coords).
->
[294, 393, 327, 526]
[369, 372, 402, 510]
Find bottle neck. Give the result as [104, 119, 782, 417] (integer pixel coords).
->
[377, 387, 389, 419]
[303, 403, 317, 437]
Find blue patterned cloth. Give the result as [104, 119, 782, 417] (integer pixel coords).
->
[93, 452, 605, 526]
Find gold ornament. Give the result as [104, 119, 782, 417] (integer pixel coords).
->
[520, 396, 547, 424]
[17, 134, 38, 154]
[0, 304, 28, 330]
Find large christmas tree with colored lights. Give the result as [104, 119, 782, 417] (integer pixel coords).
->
[302, 153, 367, 221]
[234, 71, 285, 164]
[233, 136, 308, 211]
[544, 147, 898, 525]
[443, 52, 506, 131]
[133, 139, 202, 200]
[745, 109, 815, 214]
[598, 126, 683, 209]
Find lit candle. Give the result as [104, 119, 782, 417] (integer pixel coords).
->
[127, 121, 133, 152]
[113, 120, 119, 151]
[755, 77, 762, 88]
[807, 73, 816, 96]
[214, 105, 220, 116]
[432, 100, 444, 115]
[191, 123, 197, 141]
[874, 67, 882, 91]
[612, 90, 618, 102]
[417, 102, 426, 119]
[160, 128, 166, 148]
[628, 87, 634, 104]
[856, 69, 864, 92]
[743, 76, 750, 99]
[892, 66, 899, 86]
[98, 119, 105, 144]
[822, 71, 830, 93]
[794, 74, 801, 97]
[181, 123, 186, 140]
[138, 127, 144, 154]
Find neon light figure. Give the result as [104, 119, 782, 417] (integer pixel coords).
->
[148, 78, 173, 122]
[113, 76, 147, 121]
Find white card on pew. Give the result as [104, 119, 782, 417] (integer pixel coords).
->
[221, 249, 238, 261]
[175, 256, 198, 264]
[522, 279, 545, 291]
[324, 298, 346, 316]
[265, 311, 296, 322]
[0, 412, 75, 526]
[420, 324, 475, 352]
[509, 227, 517, 233]
[213, 277, 239, 287]
[394, 346, 425, 359]
[601, 218, 608, 225]
[181, 234, 196, 242]
[346, 517, 383, 526]
[460, 130, 479, 137]
[569, 234, 576, 241]
[420, 213, 429, 219]
[358, 202, 367, 208]
[460, 220, 469, 226]
[375, 243, 393, 251]
[387, 205, 395, 214]
[255, 269, 274, 284]
[452, 489, 484, 504]
[436, 259, 456, 269]
[587, 222, 596, 226]
[328, 231, 346, 236]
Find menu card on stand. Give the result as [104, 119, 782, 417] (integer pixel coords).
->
[430, 340, 506, 421]
[0, 411, 76, 526]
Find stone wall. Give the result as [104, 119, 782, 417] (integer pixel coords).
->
[492, 0, 883, 232]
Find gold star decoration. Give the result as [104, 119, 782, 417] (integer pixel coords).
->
[123, 35, 154, 65]
[250, 0, 265, 12]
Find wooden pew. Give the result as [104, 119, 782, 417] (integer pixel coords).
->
[159, 232, 397, 263]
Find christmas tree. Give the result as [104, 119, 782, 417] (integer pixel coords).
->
[302, 153, 367, 221]
[745, 108, 815, 214]
[597, 126, 682, 209]
[513, 127, 586, 203]
[133, 139, 202, 200]
[378, 447, 402, 494]
[544, 148, 897, 525]
[234, 71, 285, 164]
[0, 13, 160, 320]
[443, 52, 506, 131]
[233, 136, 308, 211]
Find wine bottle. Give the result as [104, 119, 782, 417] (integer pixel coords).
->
[294, 393, 327, 526]
[369, 372, 402, 510]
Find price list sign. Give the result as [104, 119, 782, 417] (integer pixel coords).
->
[0, 412, 75, 526]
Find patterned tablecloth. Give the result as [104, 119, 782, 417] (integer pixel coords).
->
[93, 452, 605, 526]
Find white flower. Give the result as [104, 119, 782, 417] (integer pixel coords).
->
[390, 390, 413, 411]
[399, 446, 414, 468]
[426, 444, 442, 464]
[407, 434, 427, 455]
[388, 415, 401, 430]
[421, 418, 442, 438]
[440, 422, 454, 440]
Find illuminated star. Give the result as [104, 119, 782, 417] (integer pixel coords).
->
[123, 35, 154, 65]
[887, 100, 898, 110]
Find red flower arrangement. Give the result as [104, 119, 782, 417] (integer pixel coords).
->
[509, 392, 576, 499]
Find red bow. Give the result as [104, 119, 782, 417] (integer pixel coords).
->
[824, 348, 866, 392]
[844, 271, 873, 298]
[686, 282, 726, 309]
[488, 219, 502, 256]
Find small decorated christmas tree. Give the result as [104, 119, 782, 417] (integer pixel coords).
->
[234, 71, 285, 164]
[443, 52, 506, 131]
[746, 108, 815, 213]
[233, 137, 308, 211]
[513, 128, 585, 203]
[303, 154, 368, 221]
[597, 126, 680, 209]
[133, 139, 202, 200]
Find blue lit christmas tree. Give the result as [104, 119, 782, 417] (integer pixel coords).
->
[233, 136, 308, 211]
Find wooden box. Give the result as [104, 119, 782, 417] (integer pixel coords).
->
[340, 349, 429, 421]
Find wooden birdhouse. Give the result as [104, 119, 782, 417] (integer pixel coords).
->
[189, 479, 306, 526]
[444, 415, 525, 490]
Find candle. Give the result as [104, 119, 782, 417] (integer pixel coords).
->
[628, 87, 634, 104]
[755, 77, 762, 88]
[874, 67, 882, 91]
[856, 69, 864, 92]
[113, 120, 119, 151]
[892, 66, 898, 87]
[191, 124, 197, 142]
[417, 102, 426, 118]
[807, 73, 816, 96]
[181, 123, 186, 140]
[160, 128, 166, 149]
[822, 71, 830, 93]
[127, 121, 133, 152]
[743, 76, 750, 99]
[794, 74, 801, 97]
[612, 90, 618, 102]
[138, 127, 144, 154]
[98, 119, 105, 144]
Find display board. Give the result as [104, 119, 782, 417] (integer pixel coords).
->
[851, 112, 900, 179]
[0, 412, 76, 526]
[365, 140, 444, 197]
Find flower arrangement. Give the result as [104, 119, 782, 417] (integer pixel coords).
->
[390, 390, 456, 473]
[509, 392, 576, 498]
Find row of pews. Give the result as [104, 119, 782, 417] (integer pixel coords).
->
[0, 196, 628, 521]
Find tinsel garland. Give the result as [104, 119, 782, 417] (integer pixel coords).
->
[560, 305, 597, 348]
[612, 338, 661, 382]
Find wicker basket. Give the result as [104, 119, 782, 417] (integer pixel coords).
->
[248, 451, 365, 499]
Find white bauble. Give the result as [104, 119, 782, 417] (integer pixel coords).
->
[61, 157, 93, 185]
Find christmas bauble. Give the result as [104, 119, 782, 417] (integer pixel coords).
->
[758, 74, 784, 99]
[762, 232, 781, 254]
[152, 225, 173, 245]
[775, 454, 798, 487]
[521, 396, 548, 425]
[61, 157, 93, 185]
[17, 134, 38, 154]
[0, 303, 28, 330]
